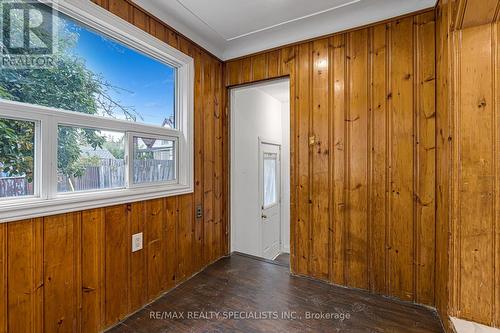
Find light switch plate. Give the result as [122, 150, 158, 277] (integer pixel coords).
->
[132, 232, 143, 252]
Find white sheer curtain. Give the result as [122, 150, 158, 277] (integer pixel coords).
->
[263, 154, 277, 207]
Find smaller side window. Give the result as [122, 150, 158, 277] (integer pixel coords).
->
[0, 117, 36, 198]
[131, 135, 177, 185]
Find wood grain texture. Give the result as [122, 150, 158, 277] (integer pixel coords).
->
[0, 1, 227, 332]
[224, 11, 437, 307]
[435, 1, 452, 330]
[389, 17, 414, 302]
[310, 38, 330, 280]
[0, 224, 5, 333]
[435, 0, 500, 329]
[43, 213, 81, 333]
[296, 42, 312, 277]
[452, 0, 500, 29]
[81, 209, 105, 333]
[110, 254, 445, 333]
[7, 219, 43, 333]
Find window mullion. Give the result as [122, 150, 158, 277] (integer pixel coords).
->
[41, 116, 58, 199]
[126, 132, 133, 189]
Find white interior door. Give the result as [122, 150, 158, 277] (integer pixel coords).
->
[259, 141, 281, 260]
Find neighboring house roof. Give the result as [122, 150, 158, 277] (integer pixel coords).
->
[162, 117, 175, 129]
[80, 146, 115, 159]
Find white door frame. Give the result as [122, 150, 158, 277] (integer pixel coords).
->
[229, 78, 290, 262]
[258, 138, 282, 258]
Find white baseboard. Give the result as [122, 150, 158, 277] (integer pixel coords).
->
[451, 317, 500, 333]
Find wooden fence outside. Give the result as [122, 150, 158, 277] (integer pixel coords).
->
[0, 158, 175, 196]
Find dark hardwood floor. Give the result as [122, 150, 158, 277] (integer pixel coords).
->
[108, 254, 444, 333]
[273, 253, 290, 267]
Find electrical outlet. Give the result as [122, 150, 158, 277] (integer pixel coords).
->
[132, 232, 143, 252]
[196, 205, 203, 219]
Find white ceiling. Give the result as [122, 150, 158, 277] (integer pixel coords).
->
[132, 0, 437, 60]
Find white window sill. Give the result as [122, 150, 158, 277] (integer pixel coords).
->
[0, 184, 193, 223]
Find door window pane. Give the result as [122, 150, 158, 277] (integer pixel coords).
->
[133, 136, 176, 184]
[58, 126, 125, 192]
[0, 118, 35, 198]
[263, 153, 277, 207]
[0, 3, 176, 128]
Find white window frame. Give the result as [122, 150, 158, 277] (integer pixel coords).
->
[128, 132, 179, 188]
[0, 0, 194, 222]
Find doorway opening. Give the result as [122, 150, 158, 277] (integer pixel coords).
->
[230, 78, 290, 268]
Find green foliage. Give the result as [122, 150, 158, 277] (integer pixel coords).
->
[57, 126, 105, 178]
[0, 8, 133, 182]
[103, 139, 125, 160]
[0, 119, 34, 182]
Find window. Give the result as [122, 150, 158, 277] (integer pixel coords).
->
[57, 126, 125, 193]
[263, 153, 278, 208]
[132, 135, 176, 185]
[0, 0, 194, 222]
[0, 117, 36, 198]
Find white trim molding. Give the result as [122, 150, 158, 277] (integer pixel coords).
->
[0, 0, 194, 222]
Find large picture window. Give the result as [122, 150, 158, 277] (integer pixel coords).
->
[0, 0, 194, 222]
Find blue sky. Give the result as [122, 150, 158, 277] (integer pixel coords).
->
[63, 15, 176, 128]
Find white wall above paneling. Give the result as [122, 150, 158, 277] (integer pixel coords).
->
[132, 0, 436, 60]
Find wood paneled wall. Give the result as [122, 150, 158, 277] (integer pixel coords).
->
[225, 10, 437, 306]
[436, 0, 500, 329]
[0, 0, 227, 332]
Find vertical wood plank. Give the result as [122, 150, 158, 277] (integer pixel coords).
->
[495, 20, 500, 329]
[129, 202, 147, 312]
[166, 29, 179, 49]
[370, 24, 389, 294]
[132, 8, 148, 33]
[346, 29, 370, 289]
[241, 58, 253, 83]
[214, 61, 223, 260]
[164, 197, 178, 289]
[43, 213, 80, 333]
[226, 61, 242, 86]
[178, 195, 194, 279]
[91, 0, 108, 10]
[145, 199, 165, 301]
[310, 38, 330, 280]
[203, 54, 215, 264]
[108, 0, 130, 21]
[0, 224, 6, 333]
[267, 50, 282, 78]
[435, 0, 451, 320]
[189, 43, 205, 273]
[7, 219, 43, 333]
[105, 205, 129, 325]
[252, 54, 268, 81]
[389, 17, 415, 301]
[296, 43, 312, 276]
[221, 63, 230, 256]
[330, 34, 347, 286]
[149, 19, 166, 42]
[81, 209, 105, 333]
[415, 12, 436, 306]
[457, 24, 495, 323]
[281, 46, 298, 272]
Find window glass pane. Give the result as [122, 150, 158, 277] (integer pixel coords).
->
[0, 3, 176, 128]
[263, 154, 277, 207]
[57, 126, 125, 192]
[133, 136, 176, 184]
[0, 118, 35, 198]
